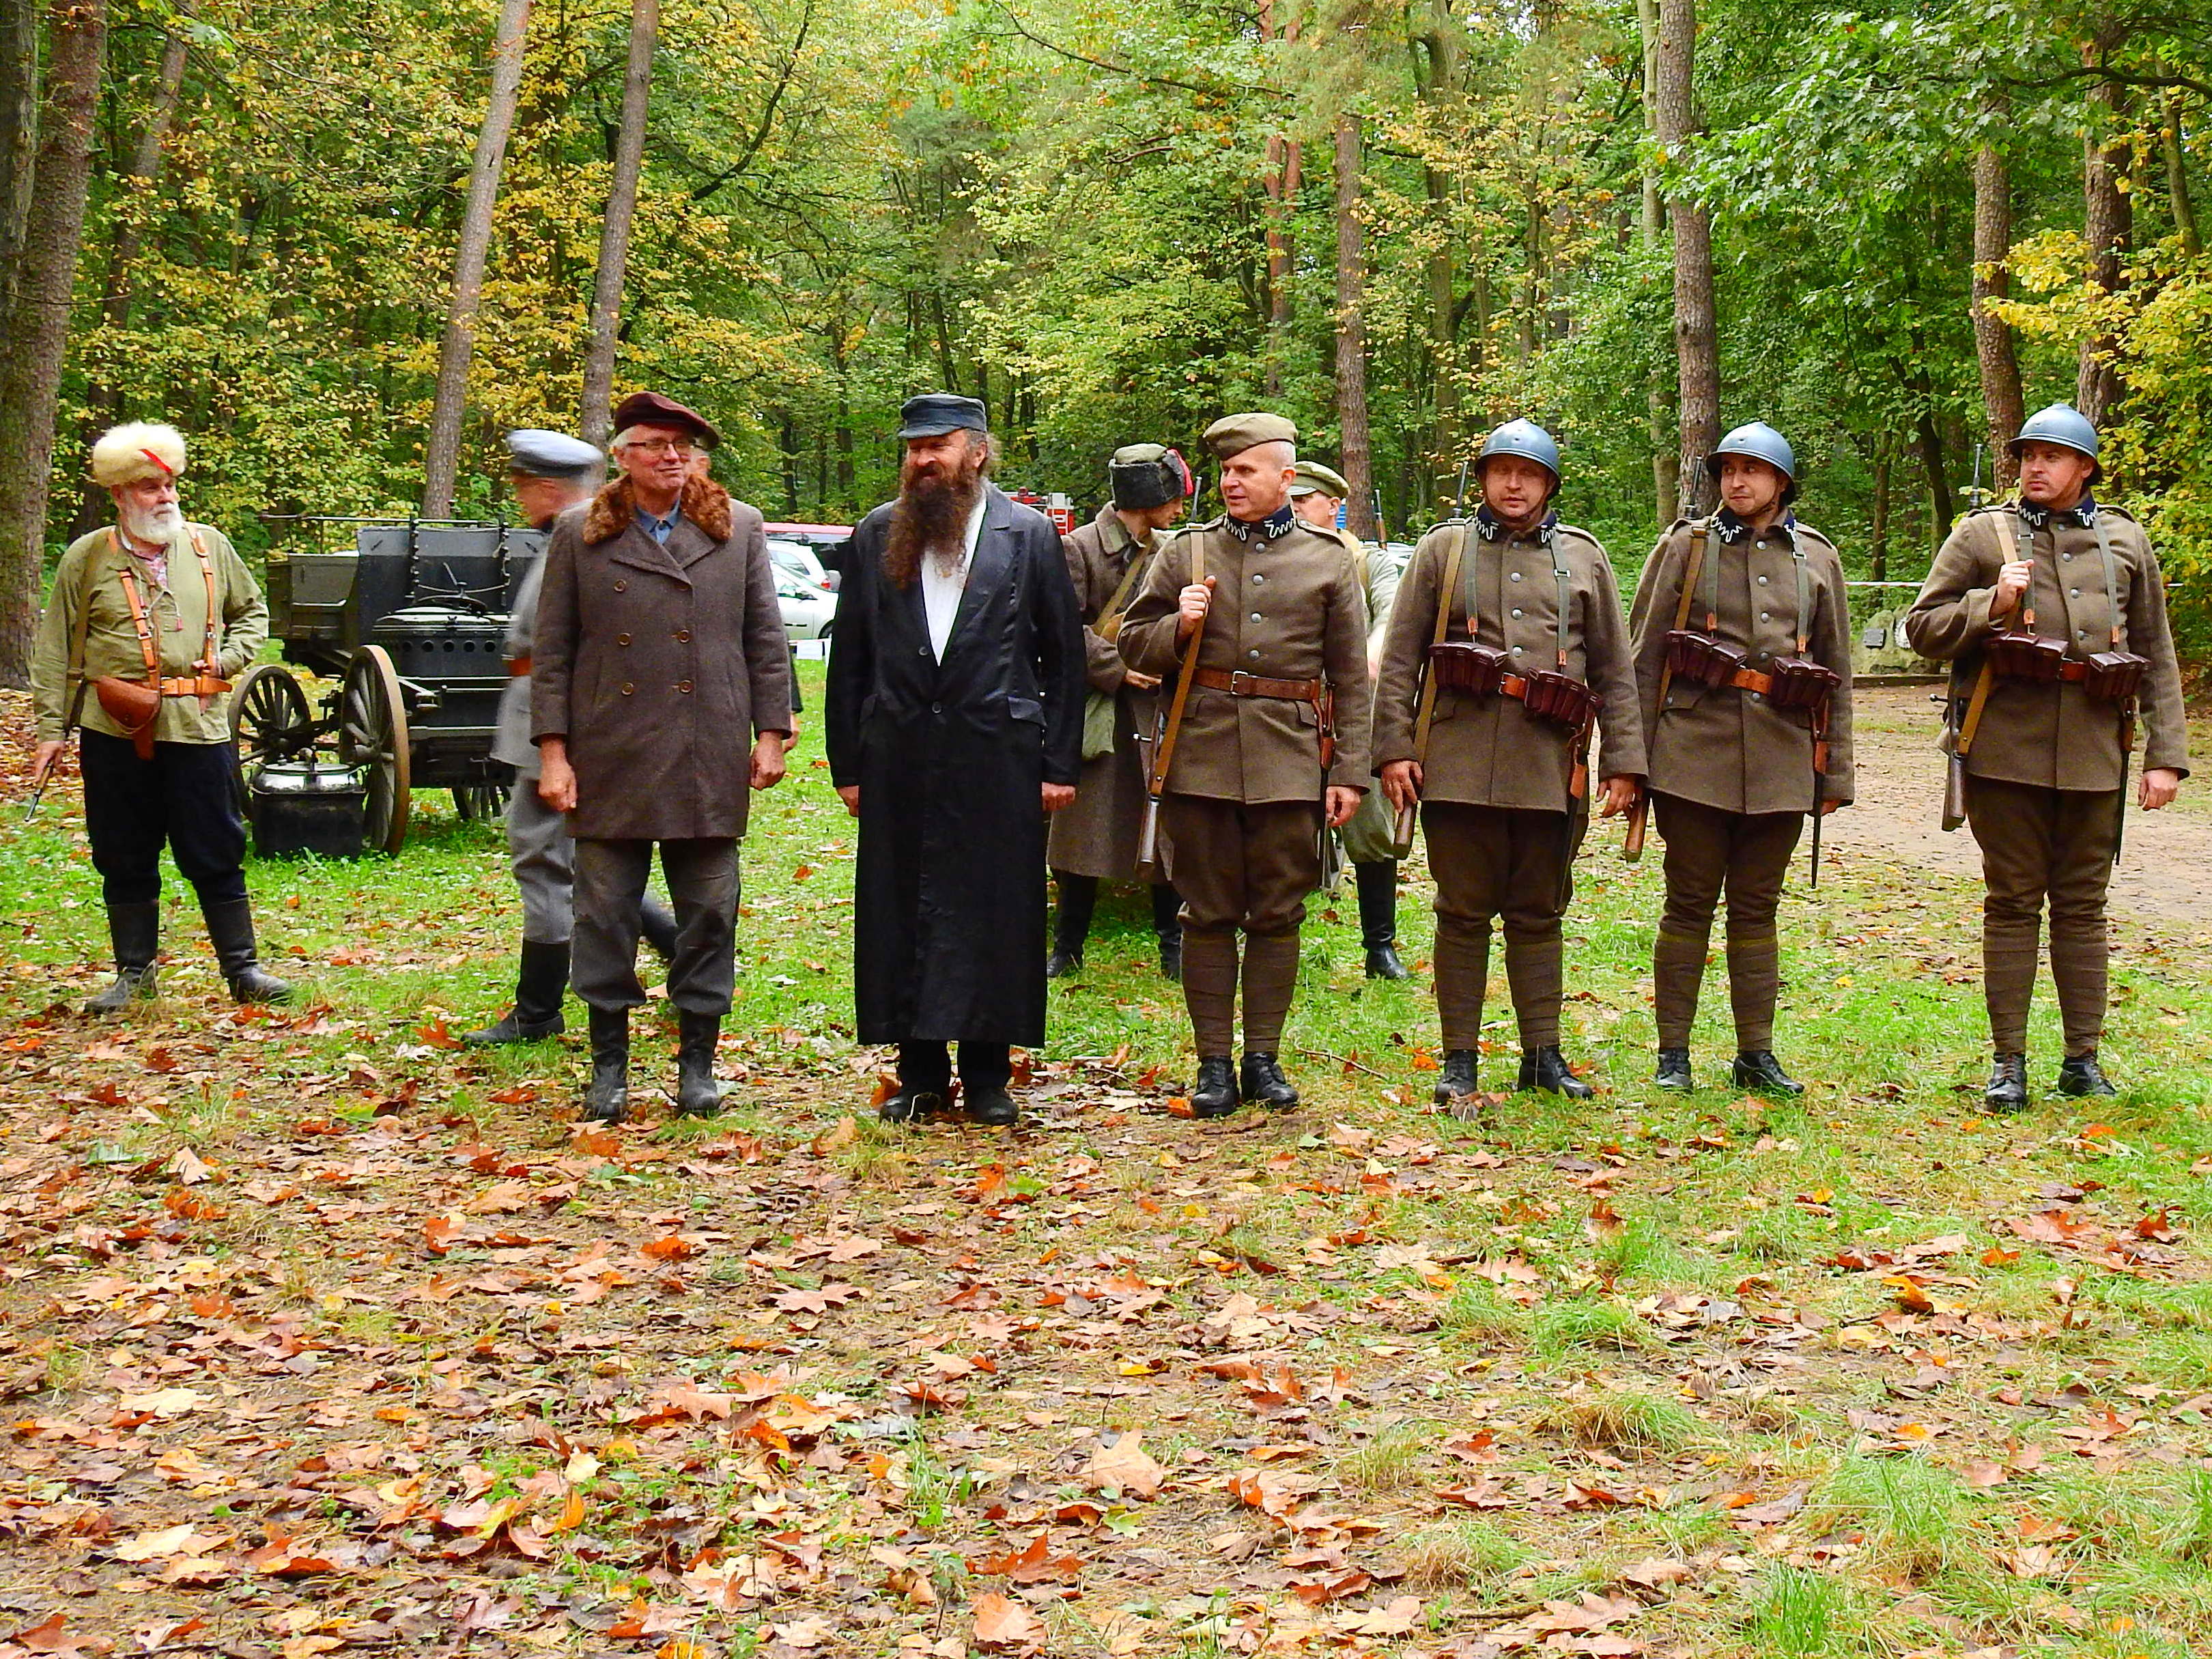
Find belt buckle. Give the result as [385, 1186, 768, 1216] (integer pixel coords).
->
[1229, 670, 1257, 696]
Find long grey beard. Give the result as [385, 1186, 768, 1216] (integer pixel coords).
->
[122, 502, 182, 544]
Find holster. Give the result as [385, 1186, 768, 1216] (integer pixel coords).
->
[1764, 655, 1841, 712]
[94, 677, 162, 759]
[1663, 629, 1746, 689]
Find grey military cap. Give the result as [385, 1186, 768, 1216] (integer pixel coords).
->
[505, 429, 602, 481]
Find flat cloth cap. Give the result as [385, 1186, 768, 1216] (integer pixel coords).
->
[1203, 412, 1296, 461]
[898, 393, 989, 440]
[1290, 461, 1350, 498]
[610, 391, 720, 449]
[505, 429, 601, 481]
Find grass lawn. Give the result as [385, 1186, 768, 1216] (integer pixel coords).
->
[1, 662, 2210, 1659]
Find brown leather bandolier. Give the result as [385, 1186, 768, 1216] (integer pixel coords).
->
[93, 529, 229, 760]
[507, 654, 534, 678]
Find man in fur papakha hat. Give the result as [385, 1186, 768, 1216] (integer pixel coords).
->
[530, 392, 794, 1124]
[31, 422, 293, 1009]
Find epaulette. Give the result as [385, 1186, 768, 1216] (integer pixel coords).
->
[1553, 521, 1602, 550]
[1167, 515, 1224, 538]
[2099, 502, 2138, 524]
[1965, 501, 2010, 517]
[1787, 520, 1837, 550]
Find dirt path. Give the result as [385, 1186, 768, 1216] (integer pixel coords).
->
[1826, 682, 2212, 933]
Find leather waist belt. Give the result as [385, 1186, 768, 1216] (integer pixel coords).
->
[507, 655, 533, 678]
[160, 675, 230, 698]
[1191, 667, 1325, 701]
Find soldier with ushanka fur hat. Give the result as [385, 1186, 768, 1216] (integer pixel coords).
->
[1626, 423, 1855, 1098]
[1045, 444, 1197, 982]
[31, 423, 292, 1010]
[1904, 404, 2187, 1110]
[1116, 414, 1374, 1117]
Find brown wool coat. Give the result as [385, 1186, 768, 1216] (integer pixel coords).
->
[1048, 505, 1163, 879]
[1626, 515, 1856, 815]
[530, 474, 793, 841]
[1903, 502, 2188, 790]
[1372, 519, 1645, 812]
[1116, 515, 1374, 806]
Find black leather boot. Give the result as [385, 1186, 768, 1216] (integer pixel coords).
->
[2055, 1051, 2117, 1098]
[1158, 932, 1183, 982]
[87, 902, 160, 1013]
[1654, 1047, 1693, 1091]
[1239, 1051, 1299, 1111]
[1152, 885, 1182, 981]
[1432, 1049, 1479, 1103]
[965, 1087, 1018, 1126]
[1518, 1045, 1594, 1098]
[1046, 871, 1094, 978]
[1984, 1052, 2030, 1113]
[465, 939, 569, 1044]
[1189, 1055, 1238, 1118]
[674, 1010, 726, 1117]
[879, 1085, 944, 1124]
[1731, 1049, 1804, 1096]
[1357, 861, 1409, 980]
[201, 897, 293, 1004]
[580, 1006, 629, 1123]
[639, 898, 680, 963]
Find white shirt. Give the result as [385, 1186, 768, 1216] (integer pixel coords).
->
[920, 494, 988, 661]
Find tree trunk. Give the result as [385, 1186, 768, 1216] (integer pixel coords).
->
[1654, 0, 1716, 517]
[1333, 111, 1374, 540]
[1636, 0, 1670, 528]
[0, 0, 38, 333]
[1259, 0, 1299, 396]
[0, 0, 105, 688]
[578, 0, 657, 449]
[2076, 26, 2130, 426]
[1869, 444, 1891, 583]
[1970, 107, 2026, 492]
[423, 0, 534, 515]
[2164, 89, 2200, 259]
[1916, 408, 1954, 541]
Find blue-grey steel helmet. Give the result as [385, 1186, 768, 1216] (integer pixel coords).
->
[1475, 419, 1561, 492]
[2009, 403, 2100, 479]
[1705, 421, 1798, 502]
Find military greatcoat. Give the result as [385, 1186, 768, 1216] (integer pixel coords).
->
[1047, 505, 1161, 879]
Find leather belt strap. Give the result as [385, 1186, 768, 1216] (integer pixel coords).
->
[1191, 666, 1325, 700]
[1726, 665, 1774, 696]
[159, 675, 232, 697]
[507, 655, 533, 677]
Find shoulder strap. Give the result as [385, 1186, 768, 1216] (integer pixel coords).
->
[2092, 513, 2122, 648]
[111, 533, 161, 687]
[1092, 530, 1153, 642]
[2013, 506, 2037, 634]
[1409, 527, 1469, 769]
[190, 527, 220, 670]
[1651, 522, 1706, 720]
[1546, 523, 1571, 669]
[1144, 532, 1208, 798]
[1789, 523, 1811, 656]
[1699, 519, 1720, 631]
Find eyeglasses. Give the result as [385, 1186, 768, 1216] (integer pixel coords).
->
[623, 438, 697, 458]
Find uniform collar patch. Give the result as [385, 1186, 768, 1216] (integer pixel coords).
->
[1714, 507, 1795, 545]
[1226, 504, 1297, 542]
[2019, 496, 2095, 530]
[1475, 506, 1555, 543]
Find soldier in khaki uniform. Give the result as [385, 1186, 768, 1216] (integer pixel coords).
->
[1289, 461, 1410, 979]
[1376, 421, 1644, 1100]
[1118, 414, 1374, 1116]
[31, 423, 291, 1010]
[1627, 423, 1854, 1096]
[1904, 404, 2187, 1109]
[1046, 444, 1195, 981]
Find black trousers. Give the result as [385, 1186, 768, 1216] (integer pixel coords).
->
[570, 837, 738, 1016]
[79, 730, 249, 908]
[898, 1040, 1012, 1093]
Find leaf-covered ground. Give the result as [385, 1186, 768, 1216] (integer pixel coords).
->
[3, 674, 2211, 1659]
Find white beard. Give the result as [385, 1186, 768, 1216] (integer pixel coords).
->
[122, 500, 182, 545]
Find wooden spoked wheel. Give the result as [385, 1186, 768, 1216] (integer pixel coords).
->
[339, 644, 412, 855]
[228, 663, 313, 814]
[453, 780, 508, 822]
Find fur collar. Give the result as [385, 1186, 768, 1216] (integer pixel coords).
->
[583, 472, 733, 546]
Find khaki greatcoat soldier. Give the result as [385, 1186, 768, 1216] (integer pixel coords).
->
[1118, 414, 1374, 1116]
[1903, 403, 2187, 1109]
[1290, 461, 1412, 980]
[533, 392, 794, 1123]
[1376, 421, 1644, 1101]
[1626, 423, 1854, 1096]
[31, 423, 292, 1009]
[1045, 444, 1195, 982]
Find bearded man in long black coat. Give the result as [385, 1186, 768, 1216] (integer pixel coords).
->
[826, 395, 1085, 1127]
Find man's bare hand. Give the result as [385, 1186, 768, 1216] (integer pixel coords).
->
[782, 716, 802, 753]
[1175, 576, 1217, 640]
[750, 732, 789, 791]
[2141, 766, 2182, 811]
[836, 784, 860, 817]
[1817, 797, 1843, 816]
[537, 741, 577, 812]
[1380, 759, 1422, 814]
[1043, 782, 1076, 814]
[31, 739, 64, 791]
[1596, 774, 1639, 818]
[1991, 558, 2033, 621]
[1325, 784, 1363, 829]
[1122, 670, 1161, 691]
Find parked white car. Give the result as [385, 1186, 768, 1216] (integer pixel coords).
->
[767, 537, 832, 595]
[770, 537, 838, 643]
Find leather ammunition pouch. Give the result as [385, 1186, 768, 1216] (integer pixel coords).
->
[1521, 668, 1602, 731]
[94, 675, 162, 737]
[1986, 632, 2069, 683]
[1663, 629, 1747, 689]
[1426, 640, 1509, 696]
[2082, 650, 2149, 704]
[1763, 655, 1842, 712]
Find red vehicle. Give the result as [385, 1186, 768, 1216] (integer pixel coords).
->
[1004, 489, 1076, 534]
